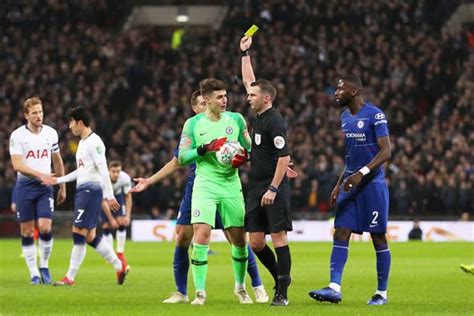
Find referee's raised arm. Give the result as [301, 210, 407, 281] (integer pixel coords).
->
[240, 36, 256, 93]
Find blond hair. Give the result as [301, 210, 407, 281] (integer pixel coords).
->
[23, 97, 42, 113]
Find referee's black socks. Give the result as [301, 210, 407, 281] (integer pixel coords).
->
[254, 244, 279, 286]
[275, 245, 292, 297]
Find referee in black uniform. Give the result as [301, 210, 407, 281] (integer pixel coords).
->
[240, 35, 293, 306]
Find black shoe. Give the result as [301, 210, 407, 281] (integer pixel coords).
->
[271, 294, 289, 306]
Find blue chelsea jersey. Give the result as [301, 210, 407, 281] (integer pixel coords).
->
[341, 103, 389, 180]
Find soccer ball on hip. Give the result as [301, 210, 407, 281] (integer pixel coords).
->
[216, 140, 244, 166]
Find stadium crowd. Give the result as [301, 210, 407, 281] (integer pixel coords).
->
[0, 0, 472, 220]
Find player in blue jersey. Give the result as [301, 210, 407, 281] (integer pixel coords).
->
[131, 90, 268, 304]
[309, 75, 392, 306]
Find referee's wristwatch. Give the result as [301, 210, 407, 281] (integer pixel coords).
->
[268, 185, 279, 193]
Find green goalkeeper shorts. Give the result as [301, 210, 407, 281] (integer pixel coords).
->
[191, 183, 245, 229]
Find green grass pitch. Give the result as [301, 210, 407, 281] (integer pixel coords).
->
[1, 239, 473, 315]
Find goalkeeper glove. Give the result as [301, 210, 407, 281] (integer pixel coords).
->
[231, 148, 248, 168]
[197, 137, 227, 156]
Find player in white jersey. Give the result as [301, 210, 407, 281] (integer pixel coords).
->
[9, 97, 66, 285]
[42, 106, 130, 286]
[100, 160, 133, 269]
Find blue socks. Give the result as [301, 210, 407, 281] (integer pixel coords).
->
[173, 246, 189, 295]
[72, 233, 86, 245]
[247, 245, 262, 287]
[329, 240, 349, 286]
[375, 244, 391, 291]
[21, 236, 34, 246]
[328, 240, 391, 293]
[39, 232, 52, 241]
[87, 236, 101, 248]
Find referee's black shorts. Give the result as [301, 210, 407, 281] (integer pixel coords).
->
[245, 180, 292, 234]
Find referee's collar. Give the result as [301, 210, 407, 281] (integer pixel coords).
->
[257, 106, 274, 118]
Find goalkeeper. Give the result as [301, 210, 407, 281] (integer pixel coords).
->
[178, 78, 251, 305]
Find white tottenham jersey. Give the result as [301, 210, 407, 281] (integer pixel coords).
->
[9, 125, 59, 179]
[75, 133, 114, 199]
[113, 171, 132, 196]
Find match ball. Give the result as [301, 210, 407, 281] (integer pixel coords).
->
[216, 140, 244, 166]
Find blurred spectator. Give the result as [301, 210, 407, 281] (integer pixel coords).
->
[408, 220, 423, 240]
[459, 212, 470, 222]
[393, 180, 410, 215]
[307, 179, 319, 212]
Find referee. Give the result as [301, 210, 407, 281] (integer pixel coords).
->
[240, 36, 292, 306]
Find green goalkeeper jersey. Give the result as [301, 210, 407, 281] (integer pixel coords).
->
[178, 111, 250, 196]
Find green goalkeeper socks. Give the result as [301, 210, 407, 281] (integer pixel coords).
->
[232, 245, 248, 285]
[191, 243, 209, 292]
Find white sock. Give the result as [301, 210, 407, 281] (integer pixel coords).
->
[95, 238, 122, 271]
[116, 229, 126, 253]
[66, 244, 86, 281]
[22, 244, 40, 278]
[329, 282, 341, 293]
[104, 233, 114, 247]
[234, 282, 245, 291]
[38, 238, 54, 268]
[376, 290, 387, 299]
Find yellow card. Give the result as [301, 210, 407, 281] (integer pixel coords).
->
[244, 24, 259, 37]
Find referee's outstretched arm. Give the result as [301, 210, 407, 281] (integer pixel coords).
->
[240, 36, 256, 93]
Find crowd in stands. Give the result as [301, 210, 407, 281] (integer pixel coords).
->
[0, 0, 472, 220]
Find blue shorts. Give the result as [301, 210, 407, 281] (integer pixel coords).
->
[73, 183, 103, 229]
[176, 180, 224, 229]
[11, 181, 17, 204]
[100, 194, 126, 223]
[15, 178, 54, 222]
[100, 204, 127, 223]
[335, 180, 389, 234]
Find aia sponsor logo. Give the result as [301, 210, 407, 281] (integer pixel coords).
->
[25, 149, 49, 159]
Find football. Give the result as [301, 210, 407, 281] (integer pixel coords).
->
[215, 140, 244, 166]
